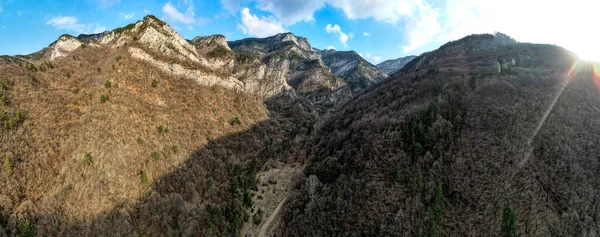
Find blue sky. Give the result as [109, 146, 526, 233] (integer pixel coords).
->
[1, 0, 599, 63]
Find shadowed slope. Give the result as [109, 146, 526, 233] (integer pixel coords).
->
[279, 37, 600, 236]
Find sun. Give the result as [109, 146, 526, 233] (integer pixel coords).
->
[574, 48, 600, 63]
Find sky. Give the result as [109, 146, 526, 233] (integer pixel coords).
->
[0, 0, 599, 63]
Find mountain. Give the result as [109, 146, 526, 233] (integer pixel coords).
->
[3, 14, 598, 236]
[400, 32, 518, 73]
[228, 32, 351, 108]
[0, 15, 323, 236]
[376, 55, 417, 75]
[279, 34, 600, 236]
[320, 49, 388, 92]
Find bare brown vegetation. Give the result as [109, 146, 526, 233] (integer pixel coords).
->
[0, 43, 318, 236]
[280, 40, 600, 236]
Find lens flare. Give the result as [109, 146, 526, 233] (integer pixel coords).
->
[563, 60, 580, 84]
[519, 59, 580, 167]
[594, 63, 600, 89]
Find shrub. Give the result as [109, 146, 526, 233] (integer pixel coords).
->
[21, 219, 36, 237]
[151, 79, 158, 87]
[252, 209, 263, 225]
[0, 93, 9, 106]
[29, 74, 37, 83]
[115, 55, 122, 62]
[430, 183, 444, 236]
[172, 145, 180, 154]
[4, 154, 13, 174]
[97, 67, 102, 74]
[132, 36, 138, 41]
[243, 211, 250, 223]
[65, 72, 71, 78]
[152, 151, 161, 161]
[84, 153, 93, 165]
[230, 117, 241, 126]
[501, 204, 516, 237]
[137, 137, 144, 145]
[140, 170, 150, 189]
[157, 125, 165, 133]
[243, 191, 253, 208]
[100, 94, 110, 103]
[394, 160, 401, 183]
[207, 45, 230, 59]
[105, 80, 111, 88]
[3, 110, 25, 130]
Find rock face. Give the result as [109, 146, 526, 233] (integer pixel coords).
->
[228, 32, 352, 106]
[376, 55, 417, 75]
[45, 35, 83, 60]
[20, 16, 356, 109]
[321, 49, 388, 92]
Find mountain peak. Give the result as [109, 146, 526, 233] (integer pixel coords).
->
[143, 14, 166, 26]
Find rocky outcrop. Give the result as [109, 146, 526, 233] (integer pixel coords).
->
[376, 55, 417, 75]
[46, 35, 83, 60]
[25, 15, 354, 108]
[128, 47, 243, 90]
[229, 33, 351, 106]
[191, 34, 230, 51]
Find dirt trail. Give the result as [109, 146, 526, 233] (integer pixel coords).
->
[241, 163, 303, 237]
[258, 196, 287, 237]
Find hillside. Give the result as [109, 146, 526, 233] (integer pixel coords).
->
[0, 15, 323, 236]
[279, 34, 600, 236]
[376, 55, 417, 75]
[321, 49, 388, 92]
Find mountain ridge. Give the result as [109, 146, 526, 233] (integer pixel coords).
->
[376, 55, 417, 75]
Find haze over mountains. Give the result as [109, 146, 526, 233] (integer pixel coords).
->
[1, 14, 600, 237]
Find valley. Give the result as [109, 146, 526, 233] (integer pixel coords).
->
[1, 14, 599, 237]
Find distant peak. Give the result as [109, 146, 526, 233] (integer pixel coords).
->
[58, 34, 77, 40]
[142, 15, 167, 26]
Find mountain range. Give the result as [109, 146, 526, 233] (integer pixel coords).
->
[1, 15, 599, 236]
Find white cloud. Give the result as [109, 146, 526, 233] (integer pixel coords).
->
[325, 24, 349, 47]
[365, 53, 371, 58]
[237, 8, 285, 37]
[348, 32, 354, 38]
[401, 1, 440, 53]
[256, 0, 324, 25]
[373, 56, 382, 62]
[97, 0, 120, 8]
[326, 45, 336, 50]
[162, 1, 209, 29]
[122, 13, 134, 20]
[143, 9, 151, 14]
[46, 16, 106, 34]
[220, 0, 252, 14]
[162, 1, 195, 24]
[220, 0, 600, 58]
[222, 0, 439, 51]
[0, 8, 3, 13]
